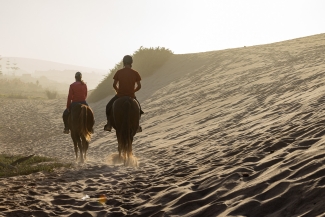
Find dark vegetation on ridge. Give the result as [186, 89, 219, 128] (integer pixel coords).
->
[88, 46, 173, 103]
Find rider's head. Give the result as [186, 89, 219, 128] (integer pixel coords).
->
[75, 71, 85, 84]
[123, 55, 133, 67]
[75, 71, 82, 81]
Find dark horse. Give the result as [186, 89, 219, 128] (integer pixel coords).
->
[110, 96, 140, 165]
[69, 103, 95, 163]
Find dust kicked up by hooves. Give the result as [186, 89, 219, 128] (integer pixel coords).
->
[106, 153, 139, 167]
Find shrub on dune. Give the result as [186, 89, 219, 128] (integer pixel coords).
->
[88, 46, 173, 103]
[45, 89, 58, 99]
[0, 154, 72, 178]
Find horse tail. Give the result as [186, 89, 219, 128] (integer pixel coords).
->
[86, 107, 95, 133]
[120, 99, 132, 158]
[79, 105, 92, 142]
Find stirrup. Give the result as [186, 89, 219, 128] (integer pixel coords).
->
[63, 129, 70, 134]
[137, 126, 142, 133]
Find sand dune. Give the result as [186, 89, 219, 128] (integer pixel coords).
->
[1, 33, 325, 216]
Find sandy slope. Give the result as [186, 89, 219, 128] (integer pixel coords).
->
[1, 33, 325, 216]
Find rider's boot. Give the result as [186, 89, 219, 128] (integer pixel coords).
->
[63, 128, 70, 134]
[63, 118, 70, 134]
[104, 120, 112, 132]
[62, 110, 70, 134]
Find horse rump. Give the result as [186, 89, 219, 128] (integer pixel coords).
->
[69, 103, 95, 163]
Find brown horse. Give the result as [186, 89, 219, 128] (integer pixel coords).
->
[69, 103, 95, 163]
[110, 96, 140, 165]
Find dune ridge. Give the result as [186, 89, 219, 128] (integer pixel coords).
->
[1, 33, 325, 216]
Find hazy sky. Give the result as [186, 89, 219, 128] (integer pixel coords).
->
[0, 0, 324, 71]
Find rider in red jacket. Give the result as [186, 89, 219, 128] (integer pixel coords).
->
[62, 72, 88, 134]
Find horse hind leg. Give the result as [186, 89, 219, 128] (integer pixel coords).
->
[76, 136, 84, 163]
[125, 134, 133, 163]
[123, 152, 128, 165]
[81, 135, 89, 161]
[125, 140, 132, 165]
[84, 141, 89, 161]
[74, 142, 78, 161]
[71, 133, 79, 161]
[116, 132, 122, 158]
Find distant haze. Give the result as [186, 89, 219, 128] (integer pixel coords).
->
[0, 57, 106, 90]
[0, 57, 107, 75]
[0, 0, 324, 70]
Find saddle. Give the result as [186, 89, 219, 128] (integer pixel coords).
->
[111, 97, 144, 116]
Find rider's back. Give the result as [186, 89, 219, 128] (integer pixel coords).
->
[114, 68, 141, 98]
[68, 81, 87, 102]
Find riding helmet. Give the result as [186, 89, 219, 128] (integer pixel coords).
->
[123, 55, 133, 65]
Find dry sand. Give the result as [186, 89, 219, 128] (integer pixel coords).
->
[1, 33, 325, 216]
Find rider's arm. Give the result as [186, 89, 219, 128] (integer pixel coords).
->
[113, 79, 119, 93]
[134, 81, 141, 92]
[85, 84, 88, 98]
